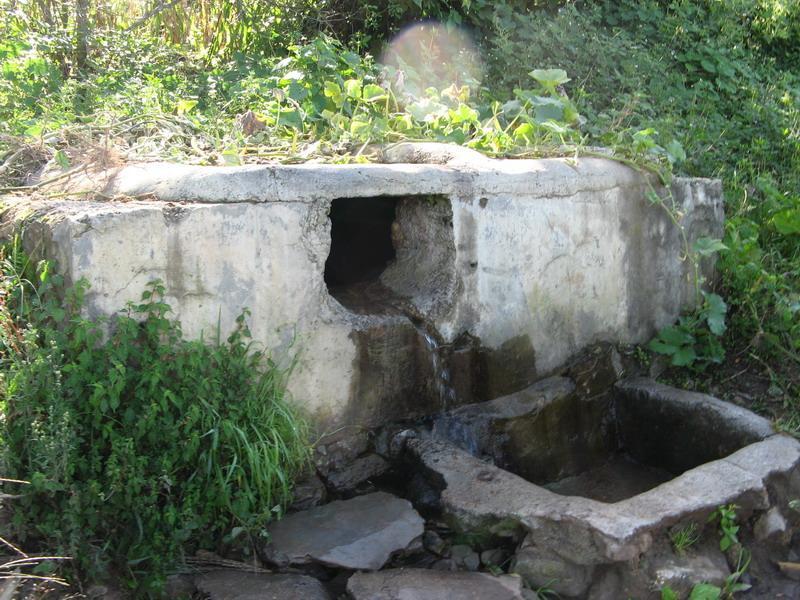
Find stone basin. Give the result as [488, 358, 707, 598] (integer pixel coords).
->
[403, 377, 800, 596]
[429, 376, 777, 503]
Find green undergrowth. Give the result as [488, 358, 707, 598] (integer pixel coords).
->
[0, 238, 310, 594]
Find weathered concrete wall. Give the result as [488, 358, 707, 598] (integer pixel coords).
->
[0, 144, 723, 433]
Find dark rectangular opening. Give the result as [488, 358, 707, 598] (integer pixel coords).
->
[324, 197, 401, 314]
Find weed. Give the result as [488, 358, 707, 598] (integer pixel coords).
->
[0, 240, 310, 593]
[670, 523, 700, 555]
[709, 504, 740, 552]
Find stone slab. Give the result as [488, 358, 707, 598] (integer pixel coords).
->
[261, 492, 424, 570]
[195, 571, 331, 600]
[346, 568, 526, 600]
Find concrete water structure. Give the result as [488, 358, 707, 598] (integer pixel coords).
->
[2, 143, 723, 437]
[5, 143, 800, 598]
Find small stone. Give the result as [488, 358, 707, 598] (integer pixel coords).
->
[451, 544, 480, 571]
[389, 428, 418, 458]
[289, 472, 326, 512]
[754, 507, 789, 543]
[196, 570, 331, 600]
[163, 573, 195, 597]
[347, 568, 526, 599]
[511, 541, 593, 598]
[86, 585, 126, 600]
[261, 491, 424, 571]
[424, 530, 447, 556]
[481, 548, 507, 568]
[314, 430, 370, 476]
[432, 558, 457, 571]
[450, 544, 473, 559]
[323, 453, 389, 495]
[407, 471, 441, 513]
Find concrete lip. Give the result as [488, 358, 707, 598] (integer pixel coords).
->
[404, 377, 800, 567]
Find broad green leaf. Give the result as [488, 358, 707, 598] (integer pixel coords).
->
[449, 103, 478, 124]
[286, 81, 307, 101]
[514, 123, 535, 142]
[692, 237, 728, 256]
[362, 83, 388, 103]
[276, 108, 303, 130]
[539, 120, 569, 134]
[176, 98, 198, 115]
[657, 325, 695, 347]
[529, 68, 570, 87]
[689, 583, 722, 600]
[350, 118, 371, 137]
[407, 98, 448, 122]
[772, 209, 800, 235]
[281, 70, 304, 82]
[323, 81, 343, 106]
[54, 149, 70, 170]
[661, 587, 679, 600]
[672, 345, 697, 366]
[501, 99, 523, 117]
[665, 139, 687, 164]
[24, 122, 43, 137]
[633, 128, 657, 146]
[648, 339, 679, 355]
[221, 149, 243, 165]
[532, 96, 565, 123]
[344, 79, 362, 99]
[703, 292, 727, 335]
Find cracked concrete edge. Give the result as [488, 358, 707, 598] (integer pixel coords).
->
[28, 143, 700, 204]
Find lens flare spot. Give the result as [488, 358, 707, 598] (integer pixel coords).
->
[380, 22, 484, 99]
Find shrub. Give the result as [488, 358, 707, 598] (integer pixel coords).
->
[0, 242, 310, 594]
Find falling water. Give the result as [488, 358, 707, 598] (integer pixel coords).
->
[409, 320, 481, 456]
[418, 328, 457, 411]
[379, 290, 480, 454]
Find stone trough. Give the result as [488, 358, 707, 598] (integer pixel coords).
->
[399, 375, 800, 597]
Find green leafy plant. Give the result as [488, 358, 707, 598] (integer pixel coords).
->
[661, 548, 751, 599]
[648, 291, 728, 369]
[710, 504, 740, 552]
[0, 243, 310, 593]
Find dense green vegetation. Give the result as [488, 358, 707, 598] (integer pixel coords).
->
[0, 241, 309, 593]
[0, 0, 798, 592]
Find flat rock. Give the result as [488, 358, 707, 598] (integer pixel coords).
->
[649, 548, 730, 597]
[346, 568, 526, 600]
[195, 571, 331, 600]
[261, 491, 424, 570]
